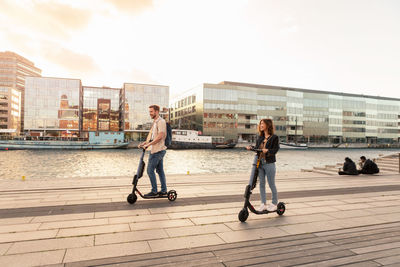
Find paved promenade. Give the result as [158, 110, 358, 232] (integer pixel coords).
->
[0, 169, 399, 266]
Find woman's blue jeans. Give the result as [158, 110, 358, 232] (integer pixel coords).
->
[258, 159, 278, 205]
[147, 150, 167, 193]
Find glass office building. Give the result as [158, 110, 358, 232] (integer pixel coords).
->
[81, 86, 123, 134]
[0, 51, 41, 134]
[171, 81, 400, 144]
[24, 78, 168, 139]
[123, 83, 169, 140]
[24, 77, 81, 136]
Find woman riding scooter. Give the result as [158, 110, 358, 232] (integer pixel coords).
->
[246, 118, 280, 212]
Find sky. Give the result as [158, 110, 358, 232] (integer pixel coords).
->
[1, 0, 400, 99]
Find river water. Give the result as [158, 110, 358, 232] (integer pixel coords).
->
[0, 148, 399, 179]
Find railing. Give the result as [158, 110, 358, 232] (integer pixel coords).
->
[0, 136, 89, 142]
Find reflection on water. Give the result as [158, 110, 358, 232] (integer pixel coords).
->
[0, 148, 399, 179]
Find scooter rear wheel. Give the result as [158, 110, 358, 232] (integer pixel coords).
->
[127, 193, 137, 204]
[277, 202, 285, 215]
[167, 190, 177, 201]
[238, 208, 249, 222]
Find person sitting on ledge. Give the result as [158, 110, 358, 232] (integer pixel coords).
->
[338, 157, 359, 175]
[358, 156, 380, 174]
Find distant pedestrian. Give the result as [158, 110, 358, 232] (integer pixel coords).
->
[358, 156, 379, 174]
[338, 157, 359, 175]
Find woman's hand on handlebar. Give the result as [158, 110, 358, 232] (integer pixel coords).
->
[246, 146, 252, 150]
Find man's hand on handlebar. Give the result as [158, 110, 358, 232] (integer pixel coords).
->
[138, 142, 149, 149]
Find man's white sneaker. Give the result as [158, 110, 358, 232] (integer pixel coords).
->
[258, 203, 267, 212]
[267, 204, 277, 212]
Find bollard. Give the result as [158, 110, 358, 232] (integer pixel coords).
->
[22, 176, 25, 181]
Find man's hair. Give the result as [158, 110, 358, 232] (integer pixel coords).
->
[360, 156, 366, 160]
[149, 105, 160, 112]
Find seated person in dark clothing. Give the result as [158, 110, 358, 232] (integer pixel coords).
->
[338, 157, 359, 175]
[358, 156, 379, 174]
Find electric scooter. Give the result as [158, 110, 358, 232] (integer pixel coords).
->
[238, 146, 285, 222]
[127, 148, 177, 204]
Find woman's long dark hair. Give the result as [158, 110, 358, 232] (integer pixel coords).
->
[258, 118, 274, 136]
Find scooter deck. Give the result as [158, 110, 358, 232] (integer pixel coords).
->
[140, 194, 169, 199]
[251, 209, 277, 215]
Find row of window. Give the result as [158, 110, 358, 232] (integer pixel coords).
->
[204, 113, 237, 119]
[174, 95, 196, 108]
[173, 106, 196, 117]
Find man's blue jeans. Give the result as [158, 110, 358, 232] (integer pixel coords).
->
[147, 150, 167, 193]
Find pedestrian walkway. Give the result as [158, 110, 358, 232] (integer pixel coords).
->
[0, 171, 399, 266]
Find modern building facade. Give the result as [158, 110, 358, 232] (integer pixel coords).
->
[123, 83, 169, 140]
[24, 77, 81, 136]
[171, 81, 400, 144]
[81, 86, 123, 135]
[0, 51, 41, 135]
[23, 77, 168, 139]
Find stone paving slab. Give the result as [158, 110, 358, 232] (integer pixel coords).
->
[38, 218, 108, 230]
[63, 241, 150, 263]
[0, 172, 399, 266]
[95, 229, 168, 245]
[57, 224, 130, 238]
[0, 229, 58, 243]
[165, 224, 232, 238]
[0, 249, 66, 267]
[148, 233, 225, 252]
[7, 236, 94, 255]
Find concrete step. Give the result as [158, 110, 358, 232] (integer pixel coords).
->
[377, 163, 398, 168]
[379, 167, 399, 172]
[311, 169, 336, 176]
[325, 165, 337, 168]
[377, 158, 399, 162]
[313, 167, 327, 171]
[377, 159, 399, 163]
[325, 167, 341, 172]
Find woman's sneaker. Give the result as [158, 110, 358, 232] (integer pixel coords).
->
[266, 204, 277, 212]
[258, 203, 267, 212]
[144, 192, 158, 197]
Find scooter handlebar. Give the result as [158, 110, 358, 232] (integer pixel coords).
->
[245, 146, 263, 152]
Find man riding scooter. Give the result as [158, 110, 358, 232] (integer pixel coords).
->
[138, 105, 168, 197]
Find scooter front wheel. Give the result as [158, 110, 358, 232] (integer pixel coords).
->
[167, 190, 177, 201]
[238, 208, 249, 222]
[277, 202, 285, 215]
[127, 193, 137, 204]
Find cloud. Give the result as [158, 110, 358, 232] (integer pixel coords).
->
[0, 25, 98, 76]
[0, 0, 91, 39]
[42, 45, 100, 75]
[33, 1, 91, 31]
[105, 0, 153, 13]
